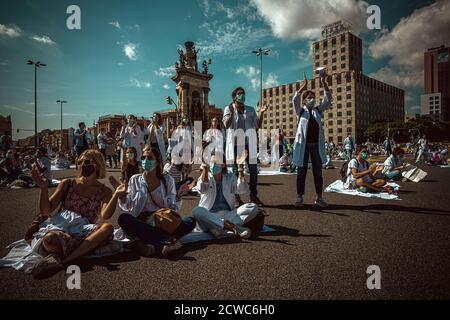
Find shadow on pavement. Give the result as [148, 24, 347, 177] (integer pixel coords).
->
[321, 203, 450, 217]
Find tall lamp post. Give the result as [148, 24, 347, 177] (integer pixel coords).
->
[56, 100, 67, 150]
[26, 60, 46, 147]
[252, 48, 270, 109]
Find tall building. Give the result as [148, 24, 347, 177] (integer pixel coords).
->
[261, 20, 404, 144]
[421, 45, 450, 121]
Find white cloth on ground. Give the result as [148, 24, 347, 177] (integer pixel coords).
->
[325, 179, 400, 200]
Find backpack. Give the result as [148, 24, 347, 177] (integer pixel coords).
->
[340, 160, 350, 182]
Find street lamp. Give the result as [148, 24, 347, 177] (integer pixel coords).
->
[166, 96, 179, 123]
[252, 48, 270, 110]
[56, 100, 67, 150]
[27, 59, 46, 147]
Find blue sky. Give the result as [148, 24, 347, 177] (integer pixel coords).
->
[1, 0, 448, 140]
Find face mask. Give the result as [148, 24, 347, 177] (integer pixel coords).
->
[361, 152, 368, 160]
[128, 119, 135, 125]
[142, 159, 157, 172]
[126, 153, 134, 160]
[209, 163, 222, 175]
[306, 98, 315, 108]
[236, 93, 245, 104]
[81, 164, 96, 178]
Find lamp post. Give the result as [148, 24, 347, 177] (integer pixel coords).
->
[252, 48, 270, 109]
[56, 100, 67, 150]
[26, 60, 46, 147]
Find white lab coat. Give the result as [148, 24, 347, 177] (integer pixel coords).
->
[222, 103, 259, 163]
[120, 125, 144, 160]
[196, 172, 249, 211]
[292, 91, 332, 167]
[145, 124, 166, 162]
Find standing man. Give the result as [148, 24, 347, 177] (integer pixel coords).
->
[416, 134, 429, 163]
[292, 72, 332, 208]
[97, 127, 107, 160]
[383, 136, 392, 157]
[343, 134, 354, 161]
[223, 87, 268, 206]
[120, 115, 144, 167]
[146, 112, 166, 163]
[74, 122, 89, 158]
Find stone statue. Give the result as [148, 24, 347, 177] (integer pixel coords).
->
[184, 41, 199, 71]
[177, 48, 185, 67]
[202, 60, 208, 74]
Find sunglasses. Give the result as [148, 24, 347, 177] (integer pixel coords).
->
[76, 158, 93, 166]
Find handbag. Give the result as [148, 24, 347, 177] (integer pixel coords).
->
[141, 184, 182, 235]
[140, 208, 182, 235]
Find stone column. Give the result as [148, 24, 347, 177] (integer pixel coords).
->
[202, 87, 210, 130]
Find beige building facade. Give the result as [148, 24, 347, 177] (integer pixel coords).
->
[261, 21, 404, 144]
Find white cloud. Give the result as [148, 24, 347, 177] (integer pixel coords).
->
[368, 0, 450, 69]
[163, 84, 170, 90]
[129, 78, 151, 88]
[154, 66, 176, 77]
[264, 72, 279, 88]
[236, 65, 260, 90]
[367, 0, 450, 113]
[197, 20, 272, 57]
[0, 24, 22, 38]
[31, 35, 55, 45]
[369, 66, 422, 89]
[124, 43, 137, 60]
[109, 21, 121, 29]
[251, 0, 369, 40]
[117, 62, 124, 66]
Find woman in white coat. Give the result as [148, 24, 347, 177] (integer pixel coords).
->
[192, 151, 258, 239]
[120, 115, 144, 166]
[145, 112, 166, 163]
[292, 72, 332, 208]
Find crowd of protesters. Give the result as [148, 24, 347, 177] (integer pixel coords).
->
[1, 70, 449, 277]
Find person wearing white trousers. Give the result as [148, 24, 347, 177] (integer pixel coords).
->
[192, 151, 258, 239]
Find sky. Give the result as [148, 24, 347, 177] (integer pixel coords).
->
[1, 0, 449, 140]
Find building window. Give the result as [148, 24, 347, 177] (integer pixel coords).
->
[315, 42, 319, 50]
[328, 120, 333, 125]
[346, 94, 351, 99]
[332, 66, 337, 71]
[338, 128, 342, 133]
[346, 111, 352, 116]
[328, 112, 333, 118]
[332, 50, 336, 55]
[338, 136, 342, 143]
[341, 55, 346, 60]
[337, 120, 342, 125]
[315, 55, 319, 60]
[324, 59, 328, 65]
[341, 63, 346, 68]
[337, 95, 342, 101]
[341, 47, 345, 53]
[337, 103, 342, 109]
[337, 112, 342, 116]
[328, 128, 333, 134]
[332, 58, 337, 63]
[337, 87, 342, 93]
[341, 34, 345, 42]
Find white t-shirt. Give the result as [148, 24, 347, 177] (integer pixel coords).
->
[345, 158, 371, 188]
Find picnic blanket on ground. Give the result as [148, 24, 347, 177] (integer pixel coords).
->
[258, 170, 296, 176]
[325, 179, 400, 200]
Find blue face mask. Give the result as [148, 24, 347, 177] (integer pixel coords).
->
[361, 152, 368, 160]
[306, 98, 315, 108]
[236, 93, 245, 104]
[142, 159, 157, 172]
[209, 163, 222, 175]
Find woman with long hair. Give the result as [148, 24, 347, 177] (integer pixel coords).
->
[113, 146, 195, 259]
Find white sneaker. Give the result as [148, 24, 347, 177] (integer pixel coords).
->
[233, 225, 252, 239]
[315, 197, 328, 208]
[295, 196, 304, 207]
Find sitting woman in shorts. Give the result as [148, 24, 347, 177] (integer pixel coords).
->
[27, 149, 124, 277]
[345, 145, 386, 192]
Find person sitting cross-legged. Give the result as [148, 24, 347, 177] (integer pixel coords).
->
[345, 145, 386, 193]
[192, 150, 259, 239]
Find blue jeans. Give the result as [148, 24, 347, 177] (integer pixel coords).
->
[296, 143, 323, 196]
[118, 213, 196, 246]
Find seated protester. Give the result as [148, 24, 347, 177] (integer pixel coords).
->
[192, 151, 259, 239]
[279, 153, 291, 172]
[115, 146, 195, 259]
[163, 159, 194, 191]
[344, 145, 386, 193]
[121, 147, 140, 183]
[438, 146, 448, 165]
[382, 146, 408, 180]
[55, 151, 70, 169]
[35, 147, 52, 186]
[0, 149, 23, 186]
[24, 149, 120, 277]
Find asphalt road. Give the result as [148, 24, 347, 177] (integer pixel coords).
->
[1, 163, 450, 299]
